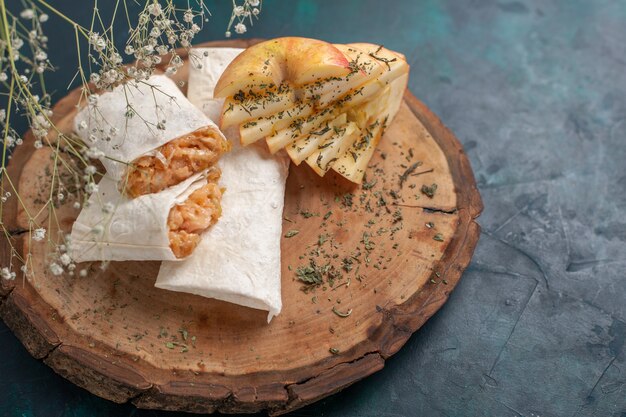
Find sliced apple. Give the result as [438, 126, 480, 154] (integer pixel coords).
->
[220, 87, 296, 128]
[305, 121, 359, 176]
[239, 102, 314, 145]
[302, 44, 387, 107]
[214, 37, 351, 99]
[333, 119, 384, 184]
[286, 114, 347, 165]
[265, 107, 337, 154]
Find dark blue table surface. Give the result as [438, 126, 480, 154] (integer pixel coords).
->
[2, 1, 626, 416]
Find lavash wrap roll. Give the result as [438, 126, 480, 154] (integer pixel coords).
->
[156, 47, 289, 322]
[70, 171, 209, 262]
[74, 74, 224, 182]
[187, 47, 243, 122]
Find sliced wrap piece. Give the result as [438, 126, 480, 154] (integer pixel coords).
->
[157, 47, 289, 321]
[74, 74, 228, 197]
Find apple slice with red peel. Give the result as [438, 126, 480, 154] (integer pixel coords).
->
[220, 87, 296, 128]
[214, 37, 352, 99]
[302, 44, 387, 107]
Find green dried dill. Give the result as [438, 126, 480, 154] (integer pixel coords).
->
[285, 230, 300, 238]
[295, 261, 325, 286]
[332, 306, 353, 318]
[421, 183, 438, 198]
[399, 162, 422, 187]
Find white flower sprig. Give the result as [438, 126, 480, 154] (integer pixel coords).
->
[225, 0, 263, 38]
[0, 0, 266, 282]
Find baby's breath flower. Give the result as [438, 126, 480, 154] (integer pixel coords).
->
[20, 9, 35, 20]
[183, 10, 194, 23]
[147, 4, 162, 16]
[0, 72, 6, 82]
[234, 22, 247, 34]
[234, 6, 245, 16]
[102, 202, 114, 213]
[225, 31, 232, 38]
[1, 267, 16, 281]
[39, 14, 49, 23]
[49, 263, 63, 276]
[85, 148, 104, 159]
[73, 202, 81, 209]
[252, 8, 260, 16]
[249, 0, 261, 6]
[84, 182, 99, 194]
[88, 32, 106, 52]
[32, 227, 46, 241]
[34, 140, 43, 149]
[79, 269, 88, 278]
[124, 45, 135, 55]
[35, 50, 47, 61]
[59, 253, 71, 266]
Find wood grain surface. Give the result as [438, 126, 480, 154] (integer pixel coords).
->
[0, 40, 482, 415]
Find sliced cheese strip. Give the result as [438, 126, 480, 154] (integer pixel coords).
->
[157, 47, 290, 321]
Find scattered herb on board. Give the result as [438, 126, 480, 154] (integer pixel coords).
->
[324, 211, 333, 220]
[329, 347, 340, 355]
[433, 233, 444, 242]
[342, 193, 354, 207]
[363, 177, 377, 190]
[296, 261, 325, 286]
[332, 306, 353, 317]
[399, 162, 422, 187]
[426, 222, 434, 229]
[300, 209, 315, 218]
[285, 230, 299, 238]
[421, 183, 438, 198]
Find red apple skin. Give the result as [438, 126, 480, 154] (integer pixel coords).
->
[214, 37, 352, 99]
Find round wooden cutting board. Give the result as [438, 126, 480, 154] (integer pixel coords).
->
[0, 40, 482, 415]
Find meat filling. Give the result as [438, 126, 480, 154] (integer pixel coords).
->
[123, 126, 229, 198]
[167, 175, 223, 258]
